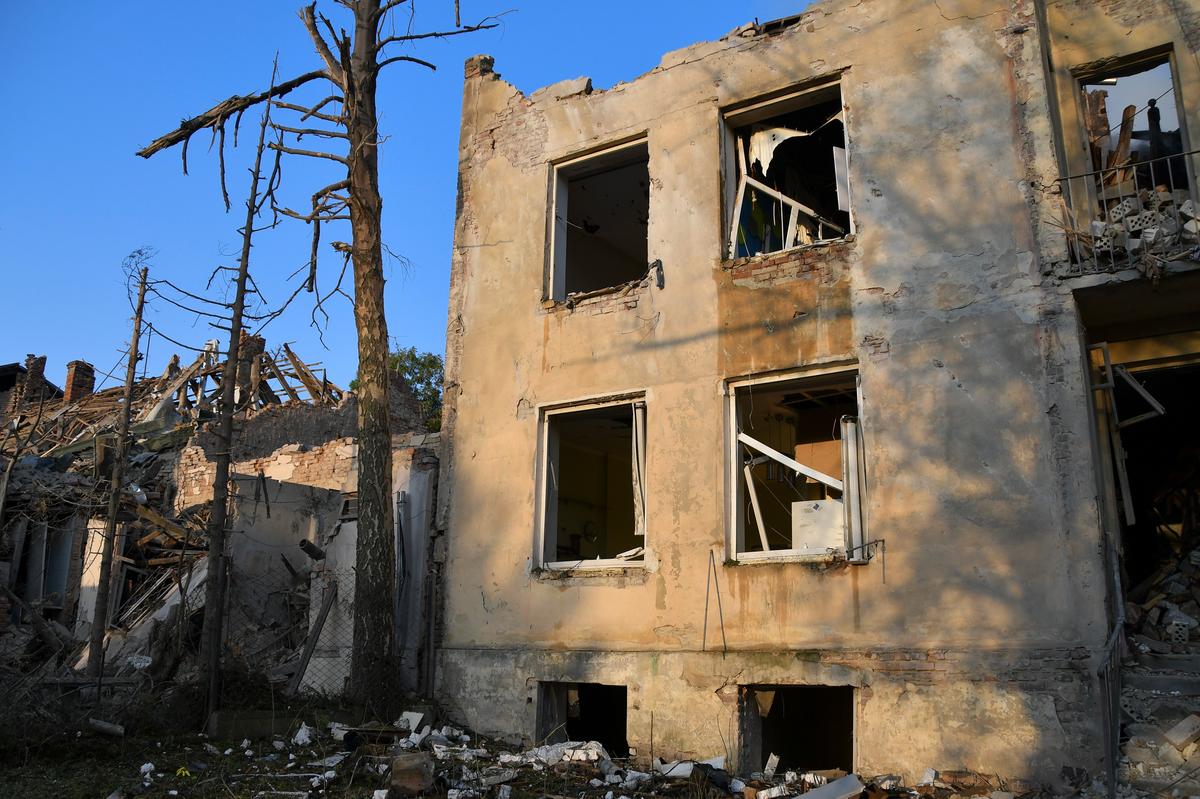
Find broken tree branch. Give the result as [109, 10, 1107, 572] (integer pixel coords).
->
[267, 141, 348, 164]
[301, 2, 346, 86]
[136, 69, 328, 159]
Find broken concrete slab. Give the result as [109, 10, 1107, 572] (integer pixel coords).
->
[1166, 714, 1200, 750]
[391, 752, 435, 795]
[800, 774, 865, 799]
[205, 709, 298, 741]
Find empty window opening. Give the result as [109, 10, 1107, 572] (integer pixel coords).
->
[1097, 359, 1200, 591]
[541, 401, 646, 567]
[740, 686, 853, 775]
[538, 682, 630, 757]
[1073, 55, 1195, 264]
[551, 143, 650, 300]
[730, 372, 866, 559]
[727, 84, 851, 259]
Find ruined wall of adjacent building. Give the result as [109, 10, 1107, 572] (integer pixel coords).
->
[431, 0, 1197, 782]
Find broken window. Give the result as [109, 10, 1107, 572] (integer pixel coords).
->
[728, 371, 867, 560]
[726, 83, 851, 259]
[549, 141, 650, 301]
[1071, 54, 1196, 263]
[740, 686, 854, 775]
[538, 682, 630, 757]
[539, 399, 646, 568]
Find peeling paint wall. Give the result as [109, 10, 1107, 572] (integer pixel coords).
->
[439, 0, 1199, 782]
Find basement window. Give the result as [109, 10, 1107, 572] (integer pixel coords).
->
[740, 686, 854, 775]
[728, 371, 868, 561]
[725, 83, 852, 259]
[549, 141, 650, 301]
[538, 399, 647, 569]
[538, 682, 630, 757]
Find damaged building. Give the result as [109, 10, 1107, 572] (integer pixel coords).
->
[436, 0, 1200, 788]
[1, 340, 439, 698]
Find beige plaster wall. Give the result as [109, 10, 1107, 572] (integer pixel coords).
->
[433, 0, 1178, 780]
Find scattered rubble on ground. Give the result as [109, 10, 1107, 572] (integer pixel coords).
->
[1118, 540, 1200, 795]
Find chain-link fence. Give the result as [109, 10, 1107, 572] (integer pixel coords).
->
[222, 564, 355, 699]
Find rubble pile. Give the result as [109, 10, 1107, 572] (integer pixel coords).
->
[94, 708, 1043, 799]
[1119, 548, 1200, 792]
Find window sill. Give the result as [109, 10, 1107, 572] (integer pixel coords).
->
[534, 560, 650, 584]
[723, 235, 856, 270]
[732, 549, 845, 565]
[542, 274, 652, 312]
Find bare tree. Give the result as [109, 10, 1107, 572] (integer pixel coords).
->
[138, 1, 497, 706]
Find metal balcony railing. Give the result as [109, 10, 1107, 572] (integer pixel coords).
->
[1054, 148, 1200, 277]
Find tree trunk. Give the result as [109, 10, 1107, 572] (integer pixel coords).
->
[202, 81, 276, 717]
[87, 267, 148, 677]
[347, 0, 396, 709]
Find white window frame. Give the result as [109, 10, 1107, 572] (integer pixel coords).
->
[722, 80, 855, 260]
[534, 393, 649, 570]
[725, 366, 869, 563]
[546, 138, 650, 302]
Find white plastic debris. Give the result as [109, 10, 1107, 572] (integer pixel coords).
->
[919, 768, 939, 785]
[308, 753, 347, 767]
[731, 779, 747, 793]
[374, 791, 390, 799]
[764, 752, 779, 778]
[758, 786, 791, 799]
[410, 725, 432, 746]
[203, 743, 220, 755]
[590, 779, 605, 788]
[498, 786, 512, 799]
[240, 738, 250, 749]
[329, 722, 351, 741]
[126, 654, 152, 670]
[273, 739, 287, 751]
[293, 722, 314, 746]
[139, 762, 154, 776]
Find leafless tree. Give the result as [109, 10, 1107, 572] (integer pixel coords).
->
[138, 1, 498, 706]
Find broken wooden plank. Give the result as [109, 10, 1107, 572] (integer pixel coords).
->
[264, 356, 302, 403]
[282, 344, 327, 403]
[286, 579, 338, 696]
[133, 505, 202, 547]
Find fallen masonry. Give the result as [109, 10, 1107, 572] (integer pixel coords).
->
[77, 709, 1064, 799]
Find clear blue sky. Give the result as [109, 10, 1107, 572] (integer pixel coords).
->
[0, 1, 802, 389]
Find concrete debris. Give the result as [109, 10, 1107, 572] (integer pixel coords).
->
[1165, 713, 1200, 749]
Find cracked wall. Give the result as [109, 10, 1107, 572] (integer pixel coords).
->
[434, 0, 1200, 783]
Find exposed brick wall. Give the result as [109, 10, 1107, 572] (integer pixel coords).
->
[174, 436, 358, 509]
[726, 237, 855, 288]
[541, 277, 652, 318]
[63, 361, 95, 405]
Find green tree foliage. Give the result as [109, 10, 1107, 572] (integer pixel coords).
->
[390, 347, 444, 431]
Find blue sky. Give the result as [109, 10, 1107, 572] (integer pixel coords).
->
[0, 1, 801, 389]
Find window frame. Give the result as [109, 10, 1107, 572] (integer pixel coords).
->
[724, 366, 868, 563]
[533, 392, 649, 570]
[721, 79, 855, 261]
[545, 137, 651, 303]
